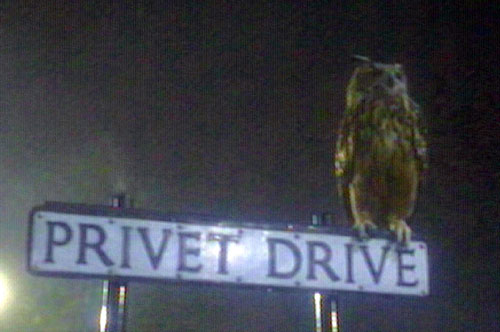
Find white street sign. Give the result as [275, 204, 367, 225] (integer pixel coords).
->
[28, 205, 429, 296]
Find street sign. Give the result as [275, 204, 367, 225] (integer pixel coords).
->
[27, 203, 429, 296]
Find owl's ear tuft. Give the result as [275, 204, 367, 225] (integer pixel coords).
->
[352, 55, 377, 70]
[352, 55, 372, 63]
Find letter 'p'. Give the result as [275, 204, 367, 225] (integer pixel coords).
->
[44, 221, 72, 263]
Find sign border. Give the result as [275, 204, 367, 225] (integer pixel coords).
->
[27, 201, 429, 296]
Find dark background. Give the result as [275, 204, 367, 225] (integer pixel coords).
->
[0, 1, 498, 331]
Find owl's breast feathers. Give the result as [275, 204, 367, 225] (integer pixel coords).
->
[335, 94, 428, 191]
[358, 97, 415, 152]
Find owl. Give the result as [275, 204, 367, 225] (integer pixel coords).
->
[334, 55, 427, 244]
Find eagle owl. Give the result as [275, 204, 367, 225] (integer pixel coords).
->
[335, 56, 427, 243]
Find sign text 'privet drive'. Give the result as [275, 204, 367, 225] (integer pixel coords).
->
[28, 209, 429, 296]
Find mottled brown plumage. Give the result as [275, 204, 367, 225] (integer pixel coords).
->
[335, 56, 427, 243]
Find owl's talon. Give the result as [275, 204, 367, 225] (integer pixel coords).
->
[390, 219, 412, 245]
[352, 223, 369, 241]
[365, 220, 378, 230]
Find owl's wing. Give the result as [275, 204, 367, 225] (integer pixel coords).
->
[335, 106, 357, 224]
[407, 98, 428, 179]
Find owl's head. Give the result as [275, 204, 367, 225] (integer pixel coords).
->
[347, 56, 408, 107]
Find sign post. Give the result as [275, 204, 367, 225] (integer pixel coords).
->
[101, 195, 130, 332]
[312, 214, 340, 332]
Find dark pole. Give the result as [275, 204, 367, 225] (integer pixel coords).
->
[320, 295, 340, 332]
[100, 194, 130, 332]
[320, 295, 332, 332]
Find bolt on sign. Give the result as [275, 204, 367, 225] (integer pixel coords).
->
[27, 203, 429, 296]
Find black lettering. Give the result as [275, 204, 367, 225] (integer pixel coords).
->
[121, 226, 132, 268]
[138, 227, 172, 270]
[208, 233, 239, 275]
[360, 245, 390, 284]
[76, 224, 113, 266]
[397, 247, 419, 287]
[345, 243, 355, 283]
[306, 241, 340, 282]
[44, 221, 72, 263]
[267, 238, 301, 279]
[178, 232, 202, 272]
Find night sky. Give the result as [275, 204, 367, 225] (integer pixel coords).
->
[0, 1, 498, 331]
